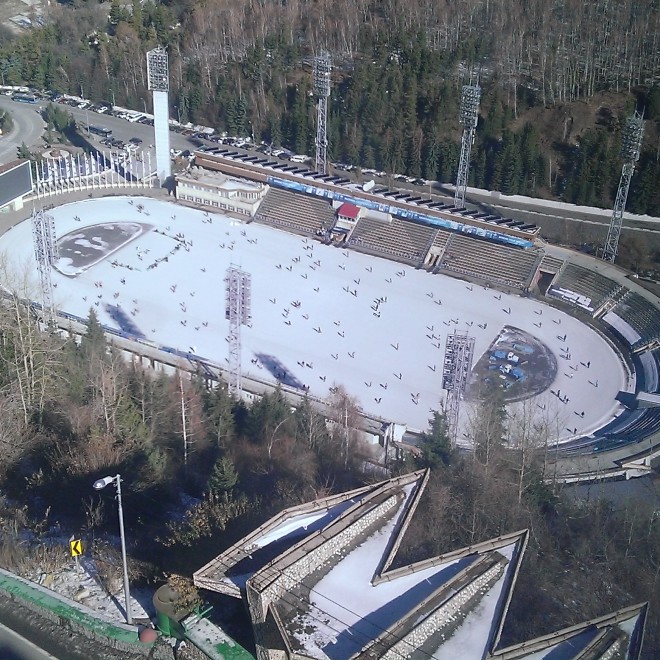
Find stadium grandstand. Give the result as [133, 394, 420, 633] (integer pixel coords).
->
[435, 233, 542, 290]
[0, 141, 656, 482]
[255, 187, 335, 235]
[347, 215, 437, 264]
[187, 148, 660, 477]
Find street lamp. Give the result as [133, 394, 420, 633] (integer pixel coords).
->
[142, 98, 147, 114]
[93, 474, 133, 625]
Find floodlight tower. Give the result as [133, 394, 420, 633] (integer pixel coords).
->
[146, 46, 171, 185]
[454, 84, 481, 209]
[224, 266, 252, 398]
[31, 208, 58, 324]
[442, 330, 475, 445]
[602, 111, 645, 263]
[313, 52, 332, 175]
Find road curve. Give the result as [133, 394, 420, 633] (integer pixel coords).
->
[0, 97, 47, 163]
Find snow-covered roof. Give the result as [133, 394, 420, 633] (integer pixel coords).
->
[489, 602, 648, 660]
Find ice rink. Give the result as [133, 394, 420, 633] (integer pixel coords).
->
[0, 196, 630, 440]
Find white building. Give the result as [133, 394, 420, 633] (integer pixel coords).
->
[176, 169, 269, 217]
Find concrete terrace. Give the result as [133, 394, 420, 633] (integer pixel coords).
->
[193, 471, 647, 660]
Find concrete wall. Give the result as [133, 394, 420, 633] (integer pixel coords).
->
[0, 568, 173, 659]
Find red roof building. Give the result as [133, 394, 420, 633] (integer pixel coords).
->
[337, 202, 360, 220]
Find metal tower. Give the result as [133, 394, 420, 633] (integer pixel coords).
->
[603, 111, 644, 263]
[31, 208, 58, 323]
[224, 266, 252, 398]
[313, 52, 331, 175]
[454, 84, 481, 209]
[146, 46, 171, 185]
[442, 330, 475, 445]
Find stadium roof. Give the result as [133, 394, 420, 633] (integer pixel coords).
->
[193, 470, 647, 659]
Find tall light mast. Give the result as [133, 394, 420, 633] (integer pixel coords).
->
[454, 84, 481, 209]
[313, 53, 332, 175]
[225, 266, 252, 398]
[602, 111, 644, 263]
[31, 208, 58, 324]
[146, 46, 171, 185]
[442, 330, 475, 446]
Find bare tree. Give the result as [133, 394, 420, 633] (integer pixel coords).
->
[0, 257, 62, 425]
[326, 384, 372, 472]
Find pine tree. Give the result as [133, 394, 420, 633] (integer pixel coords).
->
[80, 307, 107, 364]
[419, 410, 452, 467]
[208, 456, 239, 495]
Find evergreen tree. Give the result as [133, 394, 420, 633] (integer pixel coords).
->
[16, 142, 32, 160]
[244, 387, 291, 444]
[419, 410, 452, 467]
[208, 455, 238, 495]
[205, 380, 235, 447]
[80, 307, 107, 364]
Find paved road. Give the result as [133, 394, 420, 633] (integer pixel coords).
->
[0, 596, 146, 660]
[2, 93, 657, 236]
[0, 621, 60, 660]
[0, 95, 195, 163]
[0, 96, 47, 162]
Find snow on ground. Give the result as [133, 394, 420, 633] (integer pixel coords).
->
[0, 196, 627, 440]
[37, 554, 153, 624]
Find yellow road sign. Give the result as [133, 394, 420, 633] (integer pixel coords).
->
[70, 539, 82, 557]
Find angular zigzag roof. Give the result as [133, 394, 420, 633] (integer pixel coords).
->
[193, 470, 647, 660]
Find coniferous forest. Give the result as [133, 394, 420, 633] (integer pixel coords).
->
[0, 0, 658, 215]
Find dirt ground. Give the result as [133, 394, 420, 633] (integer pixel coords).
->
[469, 325, 558, 403]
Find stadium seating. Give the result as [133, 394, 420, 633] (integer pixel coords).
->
[437, 234, 540, 289]
[612, 291, 660, 344]
[538, 254, 564, 273]
[255, 188, 335, 235]
[347, 216, 437, 264]
[424, 229, 453, 267]
[548, 263, 619, 310]
[603, 408, 660, 443]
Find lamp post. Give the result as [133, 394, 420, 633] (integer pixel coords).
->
[93, 474, 133, 625]
[142, 98, 147, 114]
